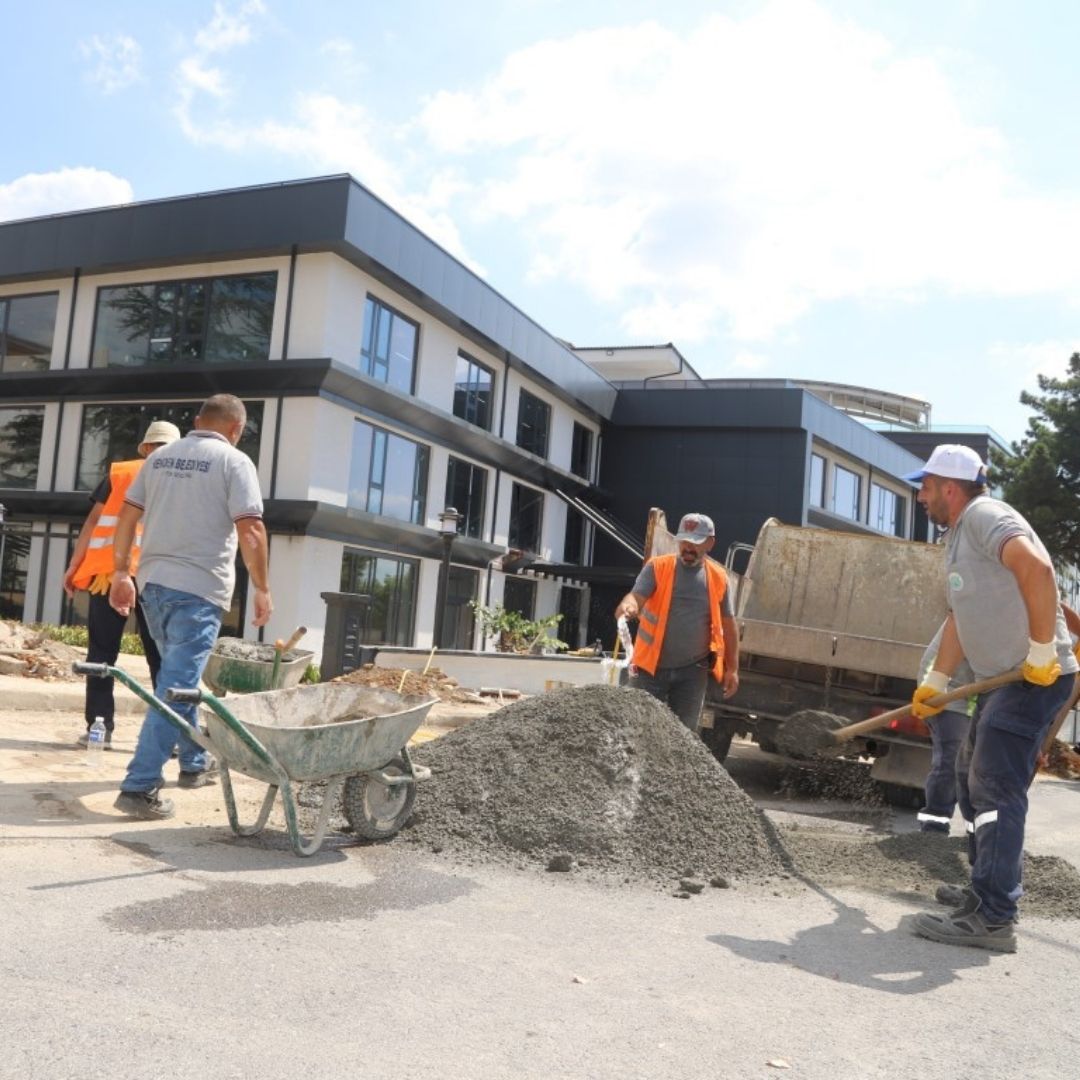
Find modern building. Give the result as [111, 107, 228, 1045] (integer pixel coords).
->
[0, 175, 926, 663]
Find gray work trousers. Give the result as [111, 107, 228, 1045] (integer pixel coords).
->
[628, 660, 709, 732]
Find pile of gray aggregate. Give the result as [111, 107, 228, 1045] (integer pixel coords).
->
[400, 685, 786, 887]
[213, 637, 303, 663]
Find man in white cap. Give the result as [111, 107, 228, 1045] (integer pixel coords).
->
[904, 444, 1078, 952]
[63, 419, 182, 749]
[615, 512, 739, 731]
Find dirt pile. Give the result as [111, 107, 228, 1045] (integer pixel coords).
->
[1040, 739, 1080, 780]
[333, 664, 483, 704]
[401, 684, 786, 886]
[0, 620, 82, 680]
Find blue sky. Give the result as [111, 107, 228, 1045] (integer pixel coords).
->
[4, 0, 1079, 446]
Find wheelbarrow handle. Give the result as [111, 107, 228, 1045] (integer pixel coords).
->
[167, 687, 204, 705]
[73, 662, 111, 678]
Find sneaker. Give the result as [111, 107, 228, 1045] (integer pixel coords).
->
[114, 789, 174, 820]
[913, 909, 1017, 953]
[77, 730, 113, 750]
[177, 756, 219, 789]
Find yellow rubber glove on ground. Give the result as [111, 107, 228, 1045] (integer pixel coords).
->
[912, 669, 950, 719]
[1022, 639, 1061, 686]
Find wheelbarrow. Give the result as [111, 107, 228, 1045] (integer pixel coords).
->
[202, 627, 313, 695]
[73, 662, 437, 856]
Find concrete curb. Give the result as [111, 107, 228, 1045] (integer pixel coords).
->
[0, 677, 151, 714]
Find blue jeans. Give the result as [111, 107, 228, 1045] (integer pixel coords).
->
[917, 710, 969, 831]
[121, 583, 222, 793]
[629, 660, 710, 731]
[956, 675, 1074, 923]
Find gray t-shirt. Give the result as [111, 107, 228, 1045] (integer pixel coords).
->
[945, 496, 1078, 680]
[632, 558, 733, 669]
[920, 622, 976, 716]
[126, 430, 264, 611]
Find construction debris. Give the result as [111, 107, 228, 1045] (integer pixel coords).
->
[401, 684, 786, 887]
[332, 664, 485, 704]
[1040, 739, 1080, 780]
[0, 620, 82, 681]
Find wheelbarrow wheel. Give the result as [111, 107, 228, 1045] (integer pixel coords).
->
[342, 757, 417, 841]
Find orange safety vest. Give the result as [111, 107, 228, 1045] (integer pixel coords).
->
[632, 553, 728, 682]
[71, 460, 144, 589]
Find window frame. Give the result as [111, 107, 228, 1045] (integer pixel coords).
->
[349, 419, 430, 525]
[831, 463, 862, 522]
[503, 576, 536, 621]
[359, 294, 420, 395]
[452, 351, 495, 431]
[570, 421, 593, 480]
[0, 290, 59, 373]
[445, 455, 487, 540]
[515, 388, 551, 459]
[809, 452, 826, 509]
[339, 547, 420, 646]
[508, 481, 544, 553]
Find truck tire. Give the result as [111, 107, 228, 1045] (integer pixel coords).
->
[342, 757, 417, 841]
[878, 782, 925, 810]
[700, 723, 736, 764]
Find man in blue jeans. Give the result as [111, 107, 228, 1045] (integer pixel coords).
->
[108, 394, 272, 820]
[904, 444, 1077, 953]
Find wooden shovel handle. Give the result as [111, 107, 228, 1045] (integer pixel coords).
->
[829, 670, 1025, 743]
[280, 626, 307, 654]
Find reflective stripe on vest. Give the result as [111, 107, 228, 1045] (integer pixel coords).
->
[70, 459, 144, 590]
[631, 553, 728, 683]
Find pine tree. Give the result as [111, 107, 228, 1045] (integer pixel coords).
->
[991, 352, 1080, 564]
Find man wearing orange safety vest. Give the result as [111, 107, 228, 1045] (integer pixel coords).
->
[63, 420, 181, 748]
[615, 512, 740, 732]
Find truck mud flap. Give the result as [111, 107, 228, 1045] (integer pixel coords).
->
[868, 741, 931, 790]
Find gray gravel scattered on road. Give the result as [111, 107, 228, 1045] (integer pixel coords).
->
[399, 685, 786, 887]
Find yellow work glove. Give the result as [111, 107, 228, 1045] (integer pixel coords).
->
[1072, 640, 1080, 664]
[912, 669, 950, 720]
[87, 572, 112, 595]
[1022, 638, 1062, 686]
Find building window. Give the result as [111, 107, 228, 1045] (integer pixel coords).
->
[564, 508, 585, 564]
[445, 456, 487, 540]
[832, 464, 862, 522]
[453, 352, 494, 429]
[870, 482, 906, 537]
[516, 389, 550, 458]
[0, 522, 30, 621]
[360, 295, 418, 393]
[571, 422, 593, 479]
[340, 548, 418, 646]
[75, 402, 263, 491]
[1, 293, 58, 372]
[558, 585, 583, 649]
[503, 576, 535, 620]
[509, 482, 544, 553]
[809, 453, 826, 509]
[439, 566, 478, 650]
[0, 405, 45, 488]
[349, 420, 429, 524]
[92, 272, 276, 367]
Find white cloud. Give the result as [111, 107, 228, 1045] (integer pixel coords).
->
[195, 0, 266, 53]
[415, 0, 1080, 346]
[987, 340, 1078, 387]
[80, 33, 142, 94]
[0, 168, 134, 222]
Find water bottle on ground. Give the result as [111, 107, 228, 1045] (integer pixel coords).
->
[87, 716, 106, 765]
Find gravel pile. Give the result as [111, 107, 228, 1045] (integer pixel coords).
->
[213, 637, 304, 664]
[400, 684, 786, 887]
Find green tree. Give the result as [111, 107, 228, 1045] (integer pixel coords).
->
[991, 352, 1080, 564]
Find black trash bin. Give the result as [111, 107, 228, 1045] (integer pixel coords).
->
[320, 591, 375, 681]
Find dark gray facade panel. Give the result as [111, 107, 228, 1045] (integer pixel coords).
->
[612, 386, 808, 429]
[801, 394, 922, 477]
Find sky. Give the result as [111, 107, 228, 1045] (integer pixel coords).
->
[4, 0, 1079, 446]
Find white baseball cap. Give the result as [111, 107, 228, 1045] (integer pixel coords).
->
[140, 420, 182, 446]
[902, 444, 987, 484]
[674, 513, 715, 543]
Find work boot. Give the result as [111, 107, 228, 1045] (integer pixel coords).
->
[934, 883, 971, 909]
[114, 789, 175, 820]
[177, 756, 219, 789]
[77, 730, 113, 750]
[913, 909, 1017, 953]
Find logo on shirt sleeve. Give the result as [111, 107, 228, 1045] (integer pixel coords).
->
[948, 571, 964, 592]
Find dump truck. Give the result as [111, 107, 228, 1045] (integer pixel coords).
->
[646, 512, 947, 798]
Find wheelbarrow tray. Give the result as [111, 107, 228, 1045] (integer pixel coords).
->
[202, 643, 315, 695]
[199, 682, 437, 785]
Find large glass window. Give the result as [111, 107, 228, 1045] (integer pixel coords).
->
[509, 482, 544, 553]
[503, 576, 535, 620]
[92, 272, 276, 368]
[558, 586, 583, 649]
[516, 389, 550, 458]
[571, 422, 593, 479]
[0, 406, 45, 488]
[445, 456, 487, 540]
[809, 453, 826, 509]
[831, 464, 862, 522]
[453, 352, 494, 430]
[564, 509, 585, 564]
[340, 549, 418, 646]
[871, 482, 906, 537]
[76, 402, 263, 491]
[439, 565, 478, 650]
[360, 296, 418, 393]
[349, 420, 429, 524]
[1, 293, 58, 372]
[0, 522, 30, 621]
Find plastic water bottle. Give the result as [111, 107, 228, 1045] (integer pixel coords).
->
[87, 716, 106, 764]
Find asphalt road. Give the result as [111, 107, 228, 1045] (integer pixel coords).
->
[3, 708, 1080, 1080]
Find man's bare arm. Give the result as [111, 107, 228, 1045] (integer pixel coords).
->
[236, 517, 273, 628]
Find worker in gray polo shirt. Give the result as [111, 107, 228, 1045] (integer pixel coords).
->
[904, 444, 1077, 953]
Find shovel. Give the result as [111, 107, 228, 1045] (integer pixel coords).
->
[774, 670, 1024, 759]
[270, 625, 307, 689]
